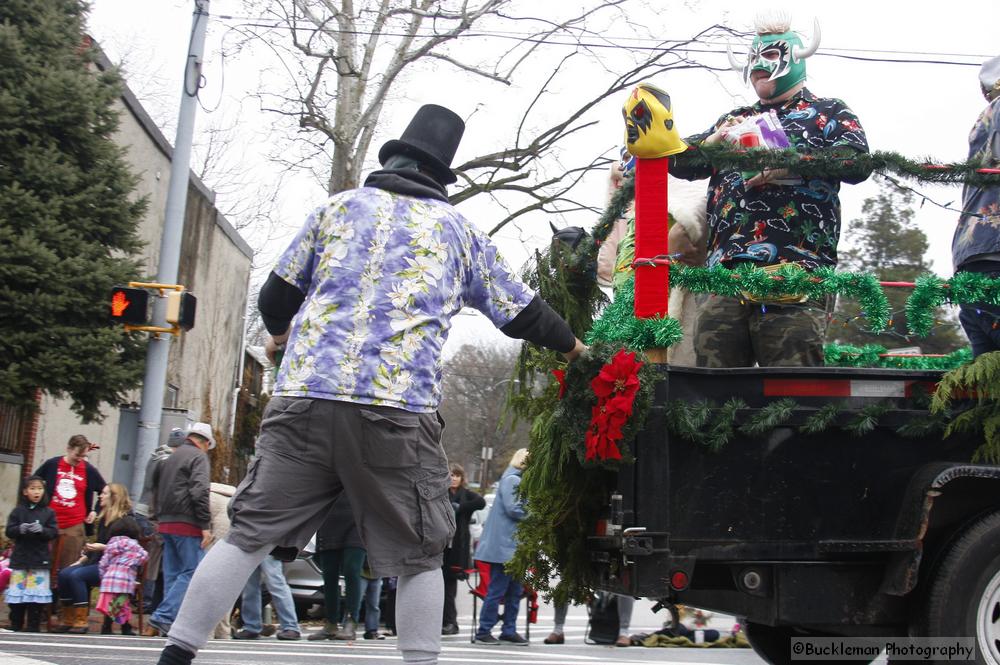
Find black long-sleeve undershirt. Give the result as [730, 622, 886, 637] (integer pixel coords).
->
[257, 271, 304, 335]
[499, 294, 576, 353]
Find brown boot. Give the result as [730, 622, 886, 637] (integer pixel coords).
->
[50, 605, 74, 633]
[67, 606, 89, 634]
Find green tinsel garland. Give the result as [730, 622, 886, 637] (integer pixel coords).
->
[672, 264, 891, 333]
[585, 277, 683, 349]
[907, 272, 1000, 336]
[586, 267, 891, 351]
[824, 344, 973, 370]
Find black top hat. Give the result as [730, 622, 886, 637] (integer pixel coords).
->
[378, 104, 465, 185]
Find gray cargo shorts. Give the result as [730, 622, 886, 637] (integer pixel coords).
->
[226, 396, 456, 578]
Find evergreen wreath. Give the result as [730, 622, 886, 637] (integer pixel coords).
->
[507, 342, 658, 604]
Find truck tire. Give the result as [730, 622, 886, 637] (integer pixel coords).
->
[745, 623, 875, 665]
[923, 509, 1000, 665]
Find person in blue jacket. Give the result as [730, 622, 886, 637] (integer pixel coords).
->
[473, 448, 529, 646]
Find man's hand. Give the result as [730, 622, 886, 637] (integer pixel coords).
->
[668, 224, 706, 267]
[265, 329, 290, 365]
[745, 167, 792, 189]
[563, 338, 587, 362]
[201, 530, 214, 549]
[703, 116, 741, 146]
[84, 510, 97, 525]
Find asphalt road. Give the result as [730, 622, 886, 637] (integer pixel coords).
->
[0, 599, 771, 665]
[0, 632, 769, 665]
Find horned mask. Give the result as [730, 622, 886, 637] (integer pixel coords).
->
[727, 19, 821, 98]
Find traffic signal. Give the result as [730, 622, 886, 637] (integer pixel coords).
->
[166, 291, 197, 331]
[110, 286, 149, 325]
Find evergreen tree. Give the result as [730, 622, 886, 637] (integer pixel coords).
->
[833, 182, 964, 354]
[0, 0, 147, 421]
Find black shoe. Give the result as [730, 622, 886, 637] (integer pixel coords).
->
[120, 622, 134, 636]
[499, 632, 529, 646]
[475, 633, 501, 645]
[276, 629, 301, 640]
[232, 629, 260, 640]
[157, 645, 194, 665]
[363, 630, 385, 640]
[101, 616, 113, 635]
[441, 623, 459, 635]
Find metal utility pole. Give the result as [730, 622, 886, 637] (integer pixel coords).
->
[128, 0, 211, 499]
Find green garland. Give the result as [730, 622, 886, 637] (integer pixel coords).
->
[589, 149, 1000, 250]
[666, 397, 947, 451]
[907, 272, 1000, 336]
[824, 344, 973, 370]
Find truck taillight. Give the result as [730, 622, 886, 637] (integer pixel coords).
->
[670, 570, 689, 590]
[595, 519, 608, 536]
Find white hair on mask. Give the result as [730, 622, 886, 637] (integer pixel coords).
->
[754, 10, 792, 35]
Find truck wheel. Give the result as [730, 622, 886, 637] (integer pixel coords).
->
[744, 623, 874, 665]
[923, 509, 1000, 665]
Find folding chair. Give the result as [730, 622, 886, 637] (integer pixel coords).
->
[467, 561, 537, 642]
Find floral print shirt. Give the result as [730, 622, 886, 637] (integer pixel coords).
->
[671, 88, 869, 270]
[272, 187, 535, 412]
[953, 97, 1000, 270]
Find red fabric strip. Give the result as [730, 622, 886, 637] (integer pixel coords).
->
[634, 158, 670, 318]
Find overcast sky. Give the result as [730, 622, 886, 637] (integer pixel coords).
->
[85, 0, 1000, 350]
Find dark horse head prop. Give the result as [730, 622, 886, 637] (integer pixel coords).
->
[550, 222, 589, 251]
[549, 222, 596, 286]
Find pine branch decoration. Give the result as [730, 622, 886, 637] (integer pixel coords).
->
[800, 403, 842, 435]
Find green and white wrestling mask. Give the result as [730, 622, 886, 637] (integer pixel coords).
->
[728, 19, 821, 98]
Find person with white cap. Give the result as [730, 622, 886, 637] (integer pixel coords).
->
[952, 55, 1000, 356]
[147, 422, 215, 636]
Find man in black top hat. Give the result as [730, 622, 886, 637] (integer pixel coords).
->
[155, 104, 584, 665]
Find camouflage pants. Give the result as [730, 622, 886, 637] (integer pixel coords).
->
[693, 294, 830, 368]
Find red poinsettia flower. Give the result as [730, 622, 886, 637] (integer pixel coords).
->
[583, 349, 644, 462]
[590, 349, 643, 400]
[551, 369, 567, 399]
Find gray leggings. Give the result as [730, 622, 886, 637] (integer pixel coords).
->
[164, 539, 443, 664]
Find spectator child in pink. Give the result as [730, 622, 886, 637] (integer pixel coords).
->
[97, 517, 148, 634]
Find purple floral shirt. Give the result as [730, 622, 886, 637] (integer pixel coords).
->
[272, 187, 534, 412]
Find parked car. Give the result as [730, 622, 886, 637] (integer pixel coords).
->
[283, 533, 332, 617]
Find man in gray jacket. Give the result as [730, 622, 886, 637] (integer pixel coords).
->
[148, 422, 215, 636]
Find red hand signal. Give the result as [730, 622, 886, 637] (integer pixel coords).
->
[111, 290, 130, 317]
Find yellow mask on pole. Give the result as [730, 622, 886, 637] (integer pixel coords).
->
[622, 83, 687, 159]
